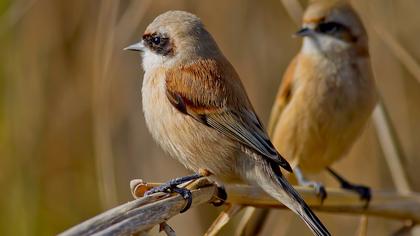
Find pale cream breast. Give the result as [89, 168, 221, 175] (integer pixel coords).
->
[141, 68, 242, 182]
[272, 51, 376, 173]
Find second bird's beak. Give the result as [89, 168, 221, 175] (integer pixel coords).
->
[124, 41, 145, 52]
[294, 27, 315, 37]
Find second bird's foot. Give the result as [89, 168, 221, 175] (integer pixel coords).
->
[326, 167, 371, 204]
[294, 167, 327, 202]
[304, 181, 327, 203]
[341, 182, 371, 203]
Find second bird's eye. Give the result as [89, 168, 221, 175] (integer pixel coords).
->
[317, 22, 344, 34]
[152, 36, 161, 45]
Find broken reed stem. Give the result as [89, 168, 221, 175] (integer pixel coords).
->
[204, 204, 243, 236]
[59, 178, 420, 236]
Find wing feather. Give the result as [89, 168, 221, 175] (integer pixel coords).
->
[165, 58, 292, 172]
[267, 55, 299, 136]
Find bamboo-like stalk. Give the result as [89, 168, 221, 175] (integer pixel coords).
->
[372, 103, 411, 194]
[92, 0, 153, 210]
[370, 24, 420, 85]
[226, 185, 420, 221]
[204, 204, 243, 236]
[235, 206, 270, 236]
[92, 0, 120, 209]
[59, 178, 420, 236]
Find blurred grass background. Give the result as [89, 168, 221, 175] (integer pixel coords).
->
[0, 0, 419, 235]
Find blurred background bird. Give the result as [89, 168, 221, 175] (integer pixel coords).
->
[1, 0, 420, 235]
[238, 2, 378, 234]
[268, 0, 377, 201]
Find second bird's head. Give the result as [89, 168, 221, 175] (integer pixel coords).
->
[125, 11, 222, 72]
[296, 0, 368, 55]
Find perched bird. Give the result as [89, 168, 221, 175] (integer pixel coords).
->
[268, 0, 377, 200]
[125, 10, 330, 236]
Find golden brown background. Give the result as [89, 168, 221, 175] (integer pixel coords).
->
[1, 0, 419, 235]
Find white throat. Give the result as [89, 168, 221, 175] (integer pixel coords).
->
[302, 35, 350, 56]
[142, 50, 166, 72]
[301, 37, 321, 55]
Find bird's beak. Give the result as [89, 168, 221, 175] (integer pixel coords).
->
[124, 41, 145, 52]
[294, 27, 315, 37]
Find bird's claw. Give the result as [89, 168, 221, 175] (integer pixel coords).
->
[356, 186, 371, 202]
[172, 187, 193, 213]
[326, 167, 371, 206]
[145, 184, 193, 213]
[299, 181, 327, 203]
[342, 182, 371, 204]
[144, 174, 202, 213]
[311, 182, 327, 203]
[212, 186, 227, 207]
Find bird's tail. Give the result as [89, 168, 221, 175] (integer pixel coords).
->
[253, 161, 330, 236]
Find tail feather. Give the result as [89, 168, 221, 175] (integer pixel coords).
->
[255, 161, 331, 236]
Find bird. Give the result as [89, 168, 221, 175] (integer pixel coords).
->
[268, 0, 377, 201]
[125, 10, 330, 236]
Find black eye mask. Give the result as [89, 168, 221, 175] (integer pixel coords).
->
[143, 33, 174, 56]
[317, 22, 345, 34]
[316, 21, 357, 42]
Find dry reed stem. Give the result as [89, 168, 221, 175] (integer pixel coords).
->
[355, 216, 369, 236]
[159, 222, 176, 236]
[234, 207, 270, 236]
[59, 178, 420, 236]
[92, 0, 153, 210]
[234, 207, 255, 236]
[92, 0, 120, 209]
[204, 204, 243, 236]
[372, 103, 411, 194]
[370, 24, 420, 85]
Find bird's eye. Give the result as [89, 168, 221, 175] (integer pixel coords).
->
[142, 33, 172, 55]
[317, 22, 344, 34]
[152, 36, 161, 45]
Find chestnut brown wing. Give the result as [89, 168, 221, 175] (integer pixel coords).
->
[165, 59, 292, 172]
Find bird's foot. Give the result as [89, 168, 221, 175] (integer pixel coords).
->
[294, 166, 327, 203]
[326, 167, 371, 206]
[144, 173, 202, 213]
[341, 181, 371, 203]
[212, 186, 227, 207]
[302, 181, 327, 203]
[171, 187, 193, 213]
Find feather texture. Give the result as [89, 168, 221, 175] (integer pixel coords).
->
[165, 59, 292, 172]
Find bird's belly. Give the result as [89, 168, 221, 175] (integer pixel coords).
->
[141, 72, 241, 182]
[273, 86, 372, 173]
[296, 113, 360, 173]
